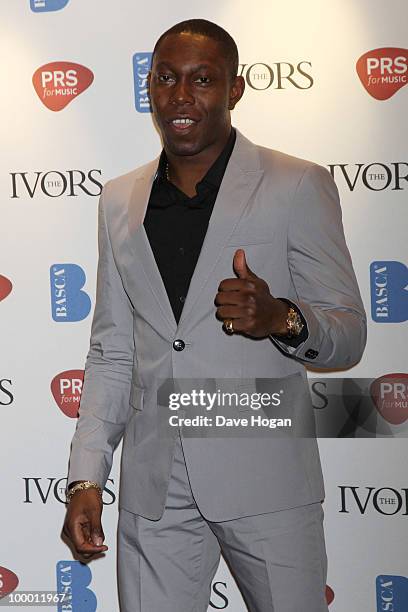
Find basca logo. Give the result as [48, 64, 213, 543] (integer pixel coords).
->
[133, 52, 152, 113]
[0, 275, 12, 302]
[0, 566, 19, 600]
[0, 379, 14, 406]
[30, 0, 69, 11]
[339, 486, 408, 515]
[32, 62, 94, 111]
[328, 162, 408, 191]
[356, 48, 408, 100]
[370, 261, 408, 323]
[376, 575, 408, 611]
[326, 585, 335, 605]
[56, 561, 96, 612]
[238, 61, 313, 90]
[51, 370, 84, 418]
[50, 264, 91, 322]
[10, 169, 102, 199]
[370, 373, 408, 425]
[23, 477, 116, 504]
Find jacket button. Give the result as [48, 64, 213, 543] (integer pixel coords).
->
[305, 348, 318, 359]
[173, 339, 185, 351]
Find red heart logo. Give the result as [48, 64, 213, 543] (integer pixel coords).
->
[0, 275, 12, 302]
[32, 62, 94, 111]
[325, 585, 335, 605]
[0, 567, 19, 600]
[370, 373, 408, 425]
[356, 48, 408, 100]
[51, 369, 84, 418]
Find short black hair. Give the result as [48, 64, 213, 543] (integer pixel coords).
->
[152, 19, 239, 79]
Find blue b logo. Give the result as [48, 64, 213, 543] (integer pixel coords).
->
[370, 261, 408, 322]
[376, 575, 408, 611]
[30, 0, 70, 11]
[50, 264, 91, 322]
[133, 52, 152, 113]
[57, 561, 97, 612]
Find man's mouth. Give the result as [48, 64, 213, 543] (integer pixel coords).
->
[168, 117, 198, 131]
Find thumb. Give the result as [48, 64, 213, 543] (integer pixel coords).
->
[233, 249, 257, 279]
[89, 510, 104, 546]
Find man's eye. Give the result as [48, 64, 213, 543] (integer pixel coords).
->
[195, 76, 210, 84]
[158, 74, 174, 82]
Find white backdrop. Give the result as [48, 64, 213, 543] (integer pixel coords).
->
[1, 1, 407, 611]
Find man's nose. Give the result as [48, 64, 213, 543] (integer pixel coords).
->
[170, 79, 194, 105]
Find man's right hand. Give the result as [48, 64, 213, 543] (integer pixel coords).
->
[63, 488, 108, 559]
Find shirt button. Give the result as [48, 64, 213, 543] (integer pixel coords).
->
[179, 296, 185, 303]
[173, 339, 185, 351]
[178, 247, 185, 255]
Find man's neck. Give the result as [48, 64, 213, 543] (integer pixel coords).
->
[165, 128, 232, 197]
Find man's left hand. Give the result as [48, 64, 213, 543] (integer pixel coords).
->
[214, 249, 289, 337]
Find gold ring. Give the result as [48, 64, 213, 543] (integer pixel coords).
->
[223, 319, 234, 334]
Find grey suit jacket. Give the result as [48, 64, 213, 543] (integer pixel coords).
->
[67, 129, 366, 521]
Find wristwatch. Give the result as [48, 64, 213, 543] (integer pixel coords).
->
[285, 305, 304, 338]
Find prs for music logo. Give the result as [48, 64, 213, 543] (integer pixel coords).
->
[370, 373, 408, 426]
[32, 62, 94, 111]
[0, 275, 12, 302]
[0, 567, 19, 600]
[51, 370, 84, 418]
[356, 48, 408, 100]
[325, 586, 335, 605]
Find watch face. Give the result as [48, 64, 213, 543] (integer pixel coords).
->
[287, 308, 303, 336]
[294, 314, 304, 335]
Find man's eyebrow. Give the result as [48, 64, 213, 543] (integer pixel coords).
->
[153, 62, 216, 72]
[190, 63, 214, 72]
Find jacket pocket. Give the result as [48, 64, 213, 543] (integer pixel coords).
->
[226, 236, 275, 247]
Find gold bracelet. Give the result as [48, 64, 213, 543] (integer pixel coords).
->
[66, 480, 102, 503]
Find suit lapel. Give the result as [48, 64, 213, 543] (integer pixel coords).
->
[177, 134, 263, 330]
[127, 130, 264, 335]
[128, 160, 178, 334]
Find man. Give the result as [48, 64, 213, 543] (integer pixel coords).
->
[63, 19, 366, 612]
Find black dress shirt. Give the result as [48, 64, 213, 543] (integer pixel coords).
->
[143, 128, 307, 345]
[143, 128, 236, 324]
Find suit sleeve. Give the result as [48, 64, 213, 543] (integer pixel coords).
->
[271, 164, 367, 368]
[67, 182, 134, 490]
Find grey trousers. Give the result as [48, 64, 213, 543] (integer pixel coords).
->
[117, 432, 328, 612]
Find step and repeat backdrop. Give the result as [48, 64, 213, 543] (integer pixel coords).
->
[1, 1, 407, 611]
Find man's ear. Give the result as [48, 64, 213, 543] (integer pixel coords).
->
[228, 75, 245, 110]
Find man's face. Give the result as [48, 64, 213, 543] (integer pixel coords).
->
[149, 32, 244, 157]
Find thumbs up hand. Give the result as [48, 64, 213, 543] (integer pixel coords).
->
[215, 249, 289, 338]
[232, 248, 258, 281]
